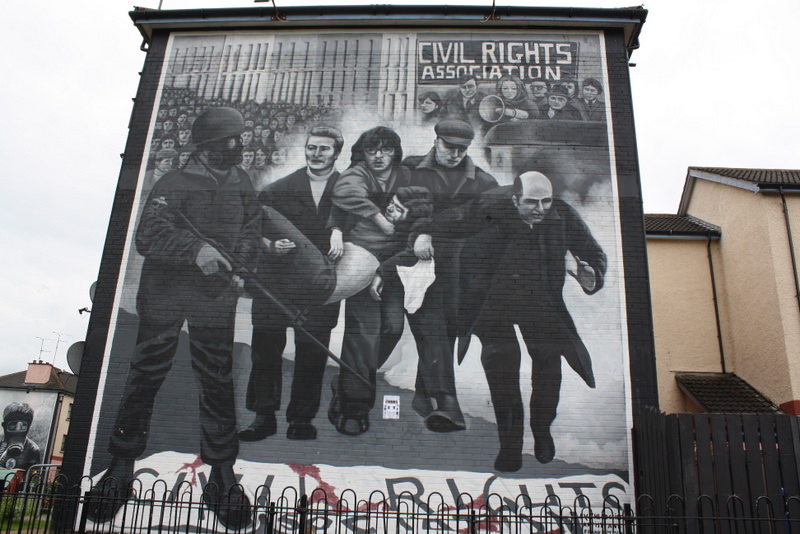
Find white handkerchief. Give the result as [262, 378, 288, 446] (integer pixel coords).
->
[396, 259, 436, 314]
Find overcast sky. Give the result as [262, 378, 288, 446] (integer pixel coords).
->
[1, 0, 797, 377]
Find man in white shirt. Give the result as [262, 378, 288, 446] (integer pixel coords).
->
[240, 126, 345, 442]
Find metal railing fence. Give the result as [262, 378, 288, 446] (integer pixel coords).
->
[1, 473, 799, 533]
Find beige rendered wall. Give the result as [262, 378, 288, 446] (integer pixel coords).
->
[647, 237, 722, 412]
[760, 192, 800, 410]
[49, 394, 73, 465]
[685, 180, 800, 408]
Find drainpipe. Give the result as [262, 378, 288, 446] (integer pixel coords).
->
[779, 186, 800, 315]
[706, 237, 726, 373]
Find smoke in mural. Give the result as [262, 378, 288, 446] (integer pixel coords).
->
[85, 28, 632, 530]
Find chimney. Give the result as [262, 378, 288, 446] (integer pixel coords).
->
[24, 361, 52, 385]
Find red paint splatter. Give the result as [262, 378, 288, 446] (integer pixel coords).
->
[456, 514, 500, 534]
[286, 463, 555, 534]
[457, 516, 560, 534]
[287, 463, 342, 508]
[356, 499, 390, 512]
[288, 463, 322, 479]
[453, 496, 564, 534]
[176, 454, 204, 486]
[286, 464, 391, 512]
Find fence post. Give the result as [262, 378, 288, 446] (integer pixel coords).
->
[78, 490, 91, 533]
[623, 503, 633, 534]
[790, 417, 800, 496]
[267, 501, 276, 534]
[298, 494, 308, 534]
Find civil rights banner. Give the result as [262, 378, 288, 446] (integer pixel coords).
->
[418, 40, 579, 84]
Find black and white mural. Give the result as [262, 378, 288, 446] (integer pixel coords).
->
[0, 393, 53, 472]
[85, 28, 633, 528]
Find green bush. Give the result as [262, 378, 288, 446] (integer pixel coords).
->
[0, 495, 24, 524]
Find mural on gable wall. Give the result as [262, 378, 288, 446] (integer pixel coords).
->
[0, 391, 55, 472]
[84, 27, 633, 529]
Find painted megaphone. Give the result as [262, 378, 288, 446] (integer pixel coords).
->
[478, 94, 505, 123]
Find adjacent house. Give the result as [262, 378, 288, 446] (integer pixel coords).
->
[0, 361, 77, 471]
[646, 167, 800, 415]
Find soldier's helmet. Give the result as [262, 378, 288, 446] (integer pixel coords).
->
[3, 403, 34, 426]
[191, 107, 245, 147]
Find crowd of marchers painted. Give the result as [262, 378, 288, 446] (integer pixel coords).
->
[145, 75, 606, 188]
[416, 74, 606, 127]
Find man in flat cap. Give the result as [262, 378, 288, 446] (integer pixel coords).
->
[569, 78, 606, 122]
[399, 118, 497, 433]
[88, 107, 260, 530]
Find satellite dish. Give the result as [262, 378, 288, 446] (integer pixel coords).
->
[66, 341, 85, 376]
[89, 282, 97, 303]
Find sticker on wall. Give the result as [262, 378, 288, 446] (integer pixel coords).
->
[382, 395, 400, 420]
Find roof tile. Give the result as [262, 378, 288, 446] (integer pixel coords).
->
[645, 214, 720, 236]
[0, 367, 76, 395]
[691, 167, 800, 186]
[675, 372, 781, 413]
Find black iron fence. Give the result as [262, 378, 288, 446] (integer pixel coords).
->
[1, 474, 800, 534]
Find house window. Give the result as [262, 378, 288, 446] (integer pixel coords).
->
[60, 435, 67, 453]
[66, 403, 72, 421]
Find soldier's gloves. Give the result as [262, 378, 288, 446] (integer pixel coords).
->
[195, 243, 232, 275]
